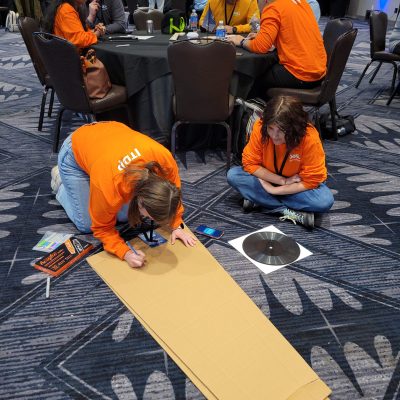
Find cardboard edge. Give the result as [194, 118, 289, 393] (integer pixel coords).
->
[287, 378, 331, 400]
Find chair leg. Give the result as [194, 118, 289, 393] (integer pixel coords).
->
[48, 88, 55, 117]
[220, 121, 232, 170]
[355, 61, 372, 88]
[171, 121, 182, 158]
[390, 62, 398, 93]
[125, 104, 134, 128]
[38, 87, 49, 131]
[54, 107, 65, 153]
[329, 98, 338, 141]
[313, 108, 322, 139]
[369, 61, 382, 84]
[387, 80, 400, 105]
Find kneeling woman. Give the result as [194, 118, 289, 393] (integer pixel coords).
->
[52, 121, 196, 268]
[227, 96, 334, 229]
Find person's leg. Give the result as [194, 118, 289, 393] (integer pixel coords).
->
[148, 0, 155, 10]
[56, 135, 92, 233]
[261, 63, 322, 91]
[280, 183, 334, 213]
[156, 0, 164, 11]
[227, 166, 284, 209]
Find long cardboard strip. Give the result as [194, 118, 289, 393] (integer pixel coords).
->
[88, 228, 331, 400]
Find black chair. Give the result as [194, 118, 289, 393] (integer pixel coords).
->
[267, 19, 357, 141]
[355, 11, 400, 100]
[133, 9, 163, 30]
[33, 32, 133, 152]
[18, 17, 54, 131]
[168, 40, 236, 169]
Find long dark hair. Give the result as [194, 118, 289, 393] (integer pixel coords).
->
[125, 162, 182, 227]
[261, 96, 309, 150]
[43, 0, 87, 33]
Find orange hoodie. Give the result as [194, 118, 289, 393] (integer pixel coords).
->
[242, 119, 327, 189]
[71, 122, 184, 260]
[249, 0, 326, 82]
[54, 3, 97, 49]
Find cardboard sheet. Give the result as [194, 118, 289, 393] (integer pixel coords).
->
[87, 227, 331, 400]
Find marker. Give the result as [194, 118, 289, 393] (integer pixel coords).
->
[46, 276, 51, 299]
[126, 241, 138, 254]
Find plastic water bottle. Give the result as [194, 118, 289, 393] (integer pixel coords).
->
[189, 9, 198, 32]
[216, 20, 226, 40]
[250, 15, 260, 33]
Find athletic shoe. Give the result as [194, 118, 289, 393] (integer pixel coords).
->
[50, 165, 62, 193]
[279, 208, 314, 229]
[242, 198, 258, 213]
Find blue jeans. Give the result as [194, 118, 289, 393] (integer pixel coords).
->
[227, 166, 334, 213]
[56, 135, 129, 233]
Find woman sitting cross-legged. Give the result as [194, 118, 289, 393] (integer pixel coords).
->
[227, 96, 334, 229]
[51, 121, 197, 268]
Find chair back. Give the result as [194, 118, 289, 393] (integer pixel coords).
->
[369, 11, 388, 57]
[323, 18, 353, 65]
[133, 9, 163, 30]
[18, 17, 48, 86]
[318, 28, 357, 105]
[168, 40, 236, 121]
[32, 32, 92, 113]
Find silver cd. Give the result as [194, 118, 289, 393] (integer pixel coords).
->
[242, 231, 300, 266]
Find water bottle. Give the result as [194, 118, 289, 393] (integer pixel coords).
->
[189, 9, 198, 32]
[250, 15, 260, 33]
[215, 20, 226, 40]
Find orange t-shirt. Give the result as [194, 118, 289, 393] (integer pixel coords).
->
[71, 122, 184, 260]
[242, 119, 327, 189]
[249, 0, 326, 82]
[54, 3, 97, 49]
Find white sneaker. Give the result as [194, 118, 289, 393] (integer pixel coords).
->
[51, 165, 62, 193]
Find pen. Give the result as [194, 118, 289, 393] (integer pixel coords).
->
[126, 240, 138, 254]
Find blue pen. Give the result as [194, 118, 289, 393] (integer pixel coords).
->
[126, 241, 138, 255]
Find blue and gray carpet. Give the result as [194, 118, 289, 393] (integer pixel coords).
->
[1, 17, 400, 399]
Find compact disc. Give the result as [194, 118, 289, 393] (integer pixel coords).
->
[242, 231, 300, 266]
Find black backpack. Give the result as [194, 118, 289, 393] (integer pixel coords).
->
[161, 9, 186, 34]
[319, 112, 356, 139]
[232, 98, 266, 163]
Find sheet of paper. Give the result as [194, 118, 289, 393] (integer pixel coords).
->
[32, 231, 73, 252]
[229, 225, 312, 274]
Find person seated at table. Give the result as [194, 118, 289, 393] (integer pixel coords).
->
[50, 121, 197, 268]
[44, 0, 105, 50]
[227, 96, 334, 229]
[85, 0, 126, 34]
[227, 0, 326, 91]
[199, 0, 260, 34]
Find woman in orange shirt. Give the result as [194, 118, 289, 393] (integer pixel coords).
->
[51, 122, 196, 268]
[227, 0, 326, 92]
[227, 96, 334, 229]
[44, 0, 104, 49]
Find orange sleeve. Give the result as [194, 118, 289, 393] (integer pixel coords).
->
[248, 5, 279, 53]
[89, 181, 130, 260]
[242, 119, 265, 174]
[54, 4, 97, 49]
[298, 126, 327, 189]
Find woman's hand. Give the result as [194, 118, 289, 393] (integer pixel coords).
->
[94, 23, 106, 36]
[171, 228, 197, 247]
[226, 34, 244, 46]
[285, 174, 301, 185]
[124, 249, 146, 268]
[88, 0, 100, 20]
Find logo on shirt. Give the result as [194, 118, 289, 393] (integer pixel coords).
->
[289, 153, 301, 161]
[117, 148, 142, 171]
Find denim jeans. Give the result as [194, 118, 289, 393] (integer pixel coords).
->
[227, 166, 334, 213]
[56, 135, 129, 233]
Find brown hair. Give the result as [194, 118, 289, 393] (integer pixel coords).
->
[125, 162, 181, 227]
[261, 96, 308, 150]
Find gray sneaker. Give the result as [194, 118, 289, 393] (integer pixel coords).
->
[50, 165, 62, 193]
[279, 208, 314, 229]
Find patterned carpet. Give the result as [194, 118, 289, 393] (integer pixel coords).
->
[1, 17, 400, 399]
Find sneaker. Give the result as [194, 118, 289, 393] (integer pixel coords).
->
[279, 208, 314, 229]
[50, 165, 62, 193]
[242, 198, 257, 213]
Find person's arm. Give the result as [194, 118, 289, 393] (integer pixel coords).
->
[104, 0, 126, 34]
[56, 5, 98, 48]
[86, 0, 99, 28]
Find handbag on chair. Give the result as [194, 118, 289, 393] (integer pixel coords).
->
[81, 49, 112, 99]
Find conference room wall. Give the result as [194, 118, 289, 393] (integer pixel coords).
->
[347, 0, 399, 21]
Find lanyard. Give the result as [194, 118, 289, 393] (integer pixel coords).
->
[224, 0, 237, 26]
[273, 146, 290, 177]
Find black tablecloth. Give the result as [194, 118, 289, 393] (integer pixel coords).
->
[93, 33, 269, 144]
